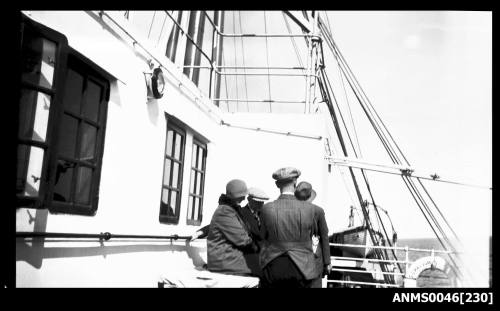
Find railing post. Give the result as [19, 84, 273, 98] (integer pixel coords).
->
[404, 246, 409, 277]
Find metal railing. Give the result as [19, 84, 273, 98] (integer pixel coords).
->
[16, 231, 191, 241]
[328, 242, 456, 288]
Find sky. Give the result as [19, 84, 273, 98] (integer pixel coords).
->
[325, 11, 492, 240]
[220, 11, 492, 240]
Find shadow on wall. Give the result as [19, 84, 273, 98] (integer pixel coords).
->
[147, 98, 160, 125]
[16, 239, 207, 269]
[16, 209, 49, 269]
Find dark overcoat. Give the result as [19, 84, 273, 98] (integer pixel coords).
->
[207, 195, 258, 276]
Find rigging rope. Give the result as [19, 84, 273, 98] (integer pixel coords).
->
[232, 11, 240, 112]
[416, 178, 462, 245]
[237, 11, 250, 112]
[282, 12, 307, 81]
[221, 45, 230, 112]
[263, 11, 273, 112]
[317, 66, 395, 283]
[324, 26, 410, 166]
[147, 11, 157, 39]
[316, 17, 471, 282]
[156, 13, 168, 46]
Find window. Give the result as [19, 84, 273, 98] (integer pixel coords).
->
[159, 119, 185, 224]
[49, 57, 109, 215]
[186, 139, 206, 225]
[17, 15, 109, 215]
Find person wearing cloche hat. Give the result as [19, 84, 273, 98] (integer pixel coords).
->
[259, 168, 331, 288]
[206, 179, 259, 276]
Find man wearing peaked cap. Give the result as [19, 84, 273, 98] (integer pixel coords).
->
[272, 167, 301, 184]
[259, 168, 331, 288]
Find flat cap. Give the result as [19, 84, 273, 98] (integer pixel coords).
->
[226, 179, 248, 199]
[247, 187, 269, 202]
[272, 167, 301, 181]
[295, 181, 317, 202]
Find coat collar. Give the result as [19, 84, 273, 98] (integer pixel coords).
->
[278, 193, 297, 200]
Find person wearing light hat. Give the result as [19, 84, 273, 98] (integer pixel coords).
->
[259, 167, 331, 288]
[239, 187, 269, 278]
[206, 179, 260, 276]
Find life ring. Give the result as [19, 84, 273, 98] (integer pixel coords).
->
[404, 255, 453, 287]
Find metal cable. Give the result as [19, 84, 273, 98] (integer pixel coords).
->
[232, 11, 240, 112]
[263, 11, 272, 112]
[237, 11, 250, 112]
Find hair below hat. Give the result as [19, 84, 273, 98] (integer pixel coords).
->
[226, 179, 248, 199]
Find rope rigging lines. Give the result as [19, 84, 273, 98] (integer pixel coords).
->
[315, 13, 474, 282]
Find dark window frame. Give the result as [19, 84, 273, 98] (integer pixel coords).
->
[48, 55, 110, 216]
[186, 138, 207, 226]
[17, 15, 68, 210]
[18, 15, 110, 216]
[159, 116, 186, 224]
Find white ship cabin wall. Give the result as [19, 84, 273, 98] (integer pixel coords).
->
[17, 11, 346, 287]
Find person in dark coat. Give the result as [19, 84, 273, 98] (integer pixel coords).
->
[238, 187, 269, 277]
[191, 187, 269, 278]
[259, 167, 331, 288]
[207, 179, 259, 276]
[295, 181, 327, 288]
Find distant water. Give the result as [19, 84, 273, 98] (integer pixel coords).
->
[396, 237, 492, 288]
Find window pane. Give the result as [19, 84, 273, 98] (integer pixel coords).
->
[170, 191, 178, 212]
[58, 114, 79, 158]
[197, 146, 205, 170]
[16, 145, 29, 193]
[79, 123, 97, 162]
[165, 129, 173, 157]
[193, 197, 199, 221]
[53, 160, 74, 202]
[187, 196, 193, 220]
[21, 32, 56, 89]
[19, 89, 51, 142]
[171, 162, 179, 188]
[191, 145, 197, 167]
[189, 170, 196, 193]
[160, 189, 174, 216]
[75, 166, 93, 205]
[174, 133, 182, 160]
[196, 172, 203, 195]
[17, 145, 44, 197]
[62, 69, 84, 115]
[83, 80, 102, 122]
[162, 158, 171, 186]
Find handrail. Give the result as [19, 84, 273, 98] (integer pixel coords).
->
[331, 267, 405, 277]
[327, 279, 401, 288]
[329, 242, 458, 254]
[332, 255, 410, 265]
[16, 231, 191, 241]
